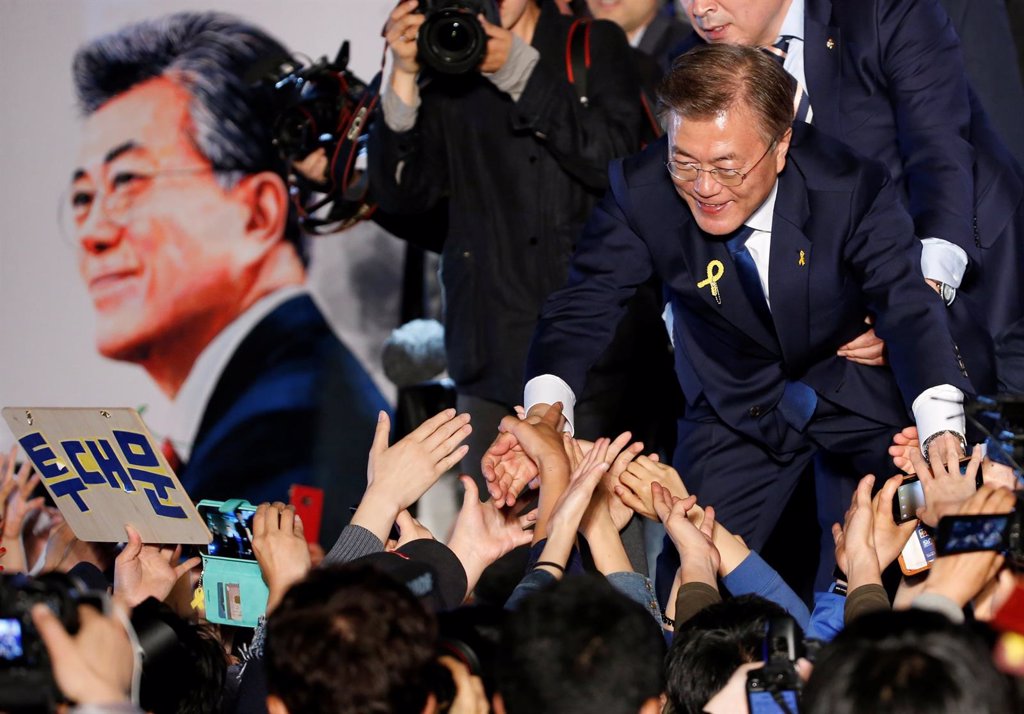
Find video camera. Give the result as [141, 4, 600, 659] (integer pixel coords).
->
[256, 41, 381, 234]
[0, 572, 106, 712]
[417, 0, 501, 75]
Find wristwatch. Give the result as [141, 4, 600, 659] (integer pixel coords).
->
[921, 429, 968, 463]
[930, 280, 956, 306]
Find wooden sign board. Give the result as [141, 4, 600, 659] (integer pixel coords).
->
[2, 407, 210, 544]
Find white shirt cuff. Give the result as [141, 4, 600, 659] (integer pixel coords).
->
[524, 374, 577, 434]
[920, 238, 968, 288]
[912, 384, 966, 445]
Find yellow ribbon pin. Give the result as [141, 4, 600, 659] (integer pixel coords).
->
[697, 260, 725, 304]
[798, 250, 806, 266]
[191, 586, 205, 611]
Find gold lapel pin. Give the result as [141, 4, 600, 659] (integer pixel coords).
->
[826, 38, 835, 50]
[798, 250, 806, 266]
[697, 260, 725, 305]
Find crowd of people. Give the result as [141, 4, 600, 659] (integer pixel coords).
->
[3, 0, 1024, 711]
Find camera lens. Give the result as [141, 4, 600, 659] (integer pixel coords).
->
[437, 19, 471, 53]
[418, 7, 487, 75]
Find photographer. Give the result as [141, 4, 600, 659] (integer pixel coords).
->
[370, 0, 675, 498]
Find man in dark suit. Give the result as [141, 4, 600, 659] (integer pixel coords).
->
[674, 0, 1024, 382]
[69, 13, 388, 540]
[513, 45, 970, 572]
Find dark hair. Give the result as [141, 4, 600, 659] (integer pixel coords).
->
[265, 564, 438, 714]
[71, 11, 306, 261]
[802, 610, 1017, 714]
[132, 599, 227, 714]
[665, 595, 789, 714]
[498, 575, 666, 714]
[657, 43, 795, 144]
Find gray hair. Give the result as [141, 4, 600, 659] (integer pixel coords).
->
[72, 12, 305, 258]
[657, 43, 795, 145]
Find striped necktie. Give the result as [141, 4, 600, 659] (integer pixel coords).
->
[762, 36, 813, 123]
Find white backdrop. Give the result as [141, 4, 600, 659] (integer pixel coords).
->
[0, 0, 407, 449]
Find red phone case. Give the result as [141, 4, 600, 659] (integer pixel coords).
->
[289, 484, 324, 544]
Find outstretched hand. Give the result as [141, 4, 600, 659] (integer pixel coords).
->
[368, 408, 471, 507]
[113, 524, 200, 608]
[831, 474, 882, 589]
[447, 476, 535, 596]
[484, 403, 566, 506]
[910, 445, 980, 528]
[652, 482, 719, 588]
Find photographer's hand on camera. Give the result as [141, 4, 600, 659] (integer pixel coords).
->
[385, 0, 425, 104]
[477, 13, 513, 74]
[30, 602, 135, 708]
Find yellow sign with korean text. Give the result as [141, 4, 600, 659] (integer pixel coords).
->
[2, 407, 210, 544]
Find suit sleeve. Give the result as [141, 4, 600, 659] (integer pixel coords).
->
[843, 164, 972, 406]
[877, 0, 976, 257]
[525, 160, 656, 394]
[512, 20, 645, 192]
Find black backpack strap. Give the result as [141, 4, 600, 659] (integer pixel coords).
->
[565, 18, 592, 107]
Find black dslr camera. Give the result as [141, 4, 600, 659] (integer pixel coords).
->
[0, 572, 105, 712]
[417, 0, 501, 75]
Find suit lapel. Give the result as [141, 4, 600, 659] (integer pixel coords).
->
[676, 215, 781, 349]
[769, 169, 812, 367]
[803, 0, 842, 139]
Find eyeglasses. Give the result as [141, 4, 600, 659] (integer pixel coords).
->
[60, 166, 217, 243]
[665, 139, 778, 187]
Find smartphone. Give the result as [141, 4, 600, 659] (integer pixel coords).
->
[893, 476, 925, 524]
[899, 524, 936, 576]
[289, 484, 324, 545]
[198, 504, 257, 560]
[745, 616, 801, 714]
[892, 457, 978, 524]
[936, 513, 1013, 556]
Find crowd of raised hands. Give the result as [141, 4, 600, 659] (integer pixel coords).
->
[1, 404, 1023, 713]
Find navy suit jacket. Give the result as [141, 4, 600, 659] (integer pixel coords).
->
[675, 0, 1024, 335]
[526, 124, 971, 456]
[180, 294, 388, 541]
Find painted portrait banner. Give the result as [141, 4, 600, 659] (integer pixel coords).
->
[2, 407, 210, 544]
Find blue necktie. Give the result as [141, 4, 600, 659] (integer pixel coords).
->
[726, 226, 772, 329]
[763, 37, 812, 123]
[726, 227, 818, 431]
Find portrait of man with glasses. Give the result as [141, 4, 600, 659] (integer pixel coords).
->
[518, 44, 972, 587]
[64, 11, 387, 529]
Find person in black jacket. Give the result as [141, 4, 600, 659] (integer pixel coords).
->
[369, 0, 678, 500]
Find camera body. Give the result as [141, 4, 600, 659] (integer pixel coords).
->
[417, 0, 501, 75]
[746, 616, 806, 714]
[0, 572, 102, 712]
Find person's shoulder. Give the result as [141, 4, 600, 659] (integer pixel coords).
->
[619, 135, 671, 186]
[788, 122, 890, 192]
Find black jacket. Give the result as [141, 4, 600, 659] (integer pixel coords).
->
[370, 1, 656, 406]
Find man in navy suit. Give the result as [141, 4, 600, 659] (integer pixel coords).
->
[69, 13, 388, 540]
[505, 45, 971, 576]
[673, 0, 1024, 387]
